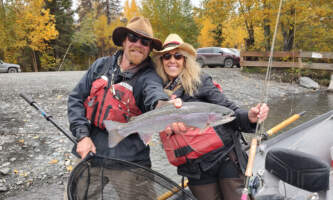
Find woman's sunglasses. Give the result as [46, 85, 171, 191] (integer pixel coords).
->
[127, 33, 152, 47]
[162, 53, 184, 61]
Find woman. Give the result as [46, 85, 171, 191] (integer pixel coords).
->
[153, 34, 269, 200]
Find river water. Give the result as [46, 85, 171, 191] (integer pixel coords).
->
[252, 91, 333, 133]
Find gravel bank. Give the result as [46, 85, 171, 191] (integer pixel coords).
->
[0, 69, 311, 199]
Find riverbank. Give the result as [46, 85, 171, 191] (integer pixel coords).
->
[0, 68, 313, 199]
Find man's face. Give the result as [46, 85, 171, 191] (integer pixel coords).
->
[122, 33, 151, 65]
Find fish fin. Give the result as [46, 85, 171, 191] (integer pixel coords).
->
[104, 120, 125, 148]
[127, 115, 137, 122]
[108, 131, 125, 148]
[138, 132, 154, 146]
[199, 124, 211, 133]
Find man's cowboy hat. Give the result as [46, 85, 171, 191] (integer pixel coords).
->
[155, 33, 196, 57]
[112, 16, 162, 50]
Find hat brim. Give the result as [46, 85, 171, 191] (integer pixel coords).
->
[112, 27, 162, 50]
[153, 43, 196, 57]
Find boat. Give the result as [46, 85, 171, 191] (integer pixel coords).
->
[251, 110, 333, 200]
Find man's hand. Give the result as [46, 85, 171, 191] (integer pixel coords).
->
[155, 95, 182, 109]
[76, 137, 96, 159]
[167, 97, 182, 108]
[248, 103, 269, 123]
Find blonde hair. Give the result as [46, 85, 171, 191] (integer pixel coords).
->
[153, 48, 201, 96]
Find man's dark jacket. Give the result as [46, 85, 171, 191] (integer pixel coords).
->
[67, 51, 168, 166]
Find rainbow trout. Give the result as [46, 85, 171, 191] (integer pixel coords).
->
[104, 102, 236, 148]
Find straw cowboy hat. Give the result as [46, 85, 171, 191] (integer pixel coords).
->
[155, 33, 196, 57]
[112, 16, 162, 50]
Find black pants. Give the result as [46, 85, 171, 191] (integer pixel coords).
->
[187, 157, 246, 200]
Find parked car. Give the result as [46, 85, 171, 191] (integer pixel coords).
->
[0, 60, 21, 73]
[196, 47, 240, 68]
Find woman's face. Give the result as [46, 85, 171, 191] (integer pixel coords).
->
[161, 49, 185, 80]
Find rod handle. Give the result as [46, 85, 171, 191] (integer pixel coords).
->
[266, 111, 306, 137]
[19, 93, 34, 105]
[245, 138, 257, 177]
[157, 179, 188, 200]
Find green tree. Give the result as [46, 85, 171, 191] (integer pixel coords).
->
[141, 0, 199, 47]
[44, 0, 75, 70]
[71, 11, 98, 68]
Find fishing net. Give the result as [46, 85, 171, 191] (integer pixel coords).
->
[67, 154, 195, 200]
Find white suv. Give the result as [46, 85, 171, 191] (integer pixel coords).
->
[0, 60, 21, 73]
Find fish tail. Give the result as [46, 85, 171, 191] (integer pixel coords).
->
[104, 120, 125, 148]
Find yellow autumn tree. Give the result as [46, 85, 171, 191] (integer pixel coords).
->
[222, 19, 247, 49]
[94, 14, 122, 56]
[124, 0, 140, 20]
[196, 17, 216, 47]
[14, 0, 58, 71]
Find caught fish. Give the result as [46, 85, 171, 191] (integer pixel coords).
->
[104, 102, 236, 148]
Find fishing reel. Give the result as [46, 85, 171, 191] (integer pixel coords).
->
[248, 170, 264, 196]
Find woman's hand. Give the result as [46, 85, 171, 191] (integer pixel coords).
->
[248, 103, 270, 123]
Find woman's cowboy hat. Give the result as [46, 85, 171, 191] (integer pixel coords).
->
[155, 33, 196, 57]
[112, 16, 162, 50]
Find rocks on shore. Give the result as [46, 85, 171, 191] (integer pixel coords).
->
[299, 76, 320, 90]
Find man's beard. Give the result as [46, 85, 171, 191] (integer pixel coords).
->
[127, 47, 147, 65]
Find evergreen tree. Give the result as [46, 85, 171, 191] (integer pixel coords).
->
[77, 0, 93, 22]
[44, 0, 74, 70]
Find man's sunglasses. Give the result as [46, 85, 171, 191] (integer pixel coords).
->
[127, 33, 152, 47]
[162, 53, 184, 61]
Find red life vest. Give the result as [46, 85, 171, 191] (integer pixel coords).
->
[213, 81, 223, 92]
[84, 75, 142, 129]
[159, 127, 224, 166]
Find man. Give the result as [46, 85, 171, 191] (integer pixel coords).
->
[68, 16, 170, 162]
[66, 16, 174, 199]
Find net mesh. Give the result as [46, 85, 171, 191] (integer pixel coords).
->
[67, 155, 195, 200]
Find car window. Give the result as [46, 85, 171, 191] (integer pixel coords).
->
[197, 48, 204, 53]
[0, 60, 3, 64]
[221, 48, 233, 54]
[198, 48, 209, 53]
[215, 48, 223, 53]
[207, 48, 214, 53]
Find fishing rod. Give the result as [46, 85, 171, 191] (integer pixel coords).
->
[157, 179, 189, 200]
[263, 111, 306, 139]
[19, 93, 77, 145]
[241, 0, 284, 199]
[243, 111, 306, 151]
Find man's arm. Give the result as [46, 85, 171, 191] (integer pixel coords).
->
[67, 68, 93, 141]
[134, 68, 169, 112]
[67, 57, 109, 158]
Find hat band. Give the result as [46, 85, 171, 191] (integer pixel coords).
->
[133, 30, 152, 39]
[163, 41, 181, 49]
